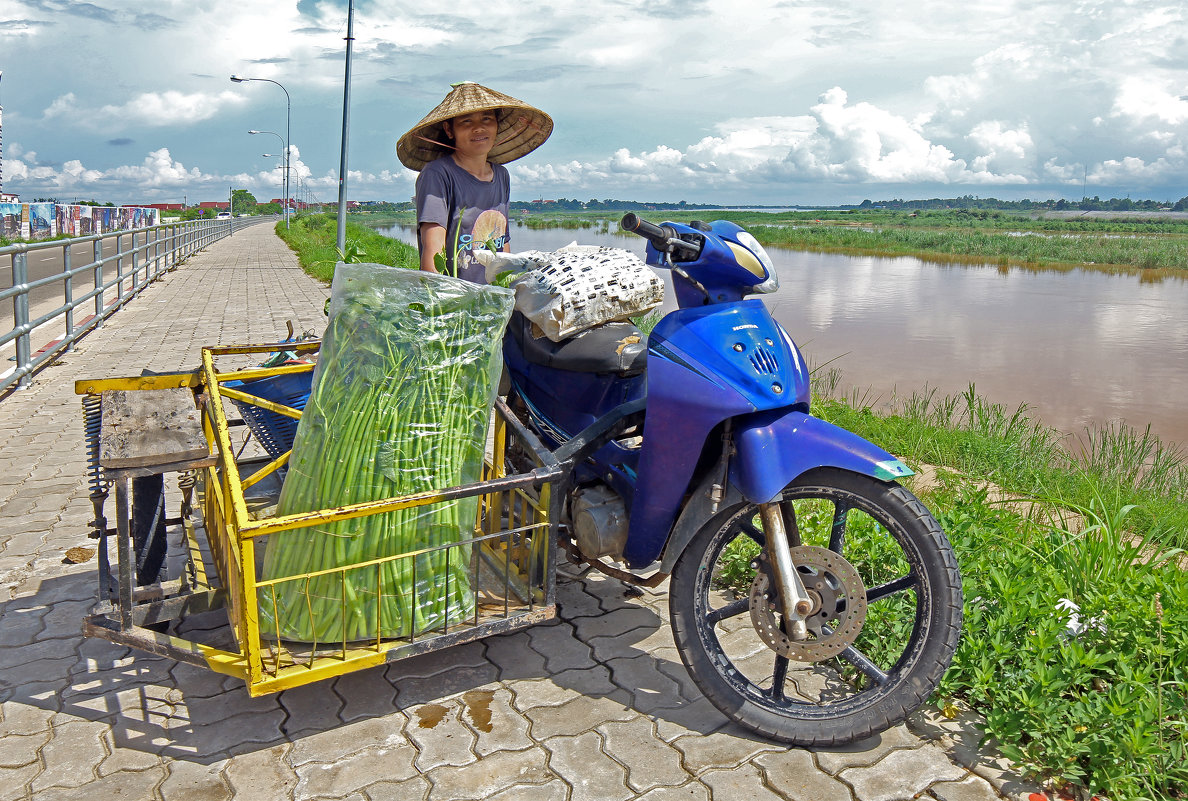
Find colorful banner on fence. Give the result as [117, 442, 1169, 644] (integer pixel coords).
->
[1, 203, 160, 240]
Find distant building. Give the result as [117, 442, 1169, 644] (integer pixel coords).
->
[141, 203, 185, 211]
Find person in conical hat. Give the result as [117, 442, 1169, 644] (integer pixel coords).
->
[398, 82, 552, 282]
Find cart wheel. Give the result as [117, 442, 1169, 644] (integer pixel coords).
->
[131, 475, 168, 585]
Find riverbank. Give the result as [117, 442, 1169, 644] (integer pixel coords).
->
[731, 221, 1188, 272]
[355, 208, 1188, 273]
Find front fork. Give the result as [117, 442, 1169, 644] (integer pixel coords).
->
[758, 501, 813, 640]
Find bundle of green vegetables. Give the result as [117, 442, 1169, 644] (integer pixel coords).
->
[259, 263, 514, 643]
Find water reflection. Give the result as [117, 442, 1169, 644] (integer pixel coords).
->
[373, 222, 1188, 446]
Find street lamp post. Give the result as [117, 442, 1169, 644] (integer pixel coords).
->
[262, 153, 285, 214]
[231, 74, 290, 229]
[336, 0, 356, 253]
[251, 130, 286, 211]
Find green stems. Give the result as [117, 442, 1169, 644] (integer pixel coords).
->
[259, 265, 513, 643]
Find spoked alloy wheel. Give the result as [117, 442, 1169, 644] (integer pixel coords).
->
[669, 468, 962, 747]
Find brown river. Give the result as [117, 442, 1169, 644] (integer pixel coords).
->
[378, 223, 1188, 448]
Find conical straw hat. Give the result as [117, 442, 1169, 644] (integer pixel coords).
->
[397, 82, 553, 171]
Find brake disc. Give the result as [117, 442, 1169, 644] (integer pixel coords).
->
[749, 545, 868, 662]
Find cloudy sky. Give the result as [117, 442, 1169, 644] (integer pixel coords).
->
[1, 0, 1186, 206]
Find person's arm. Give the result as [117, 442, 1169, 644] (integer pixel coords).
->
[415, 161, 451, 273]
[419, 223, 446, 273]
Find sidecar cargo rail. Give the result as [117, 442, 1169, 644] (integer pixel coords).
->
[75, 341, 561, 695]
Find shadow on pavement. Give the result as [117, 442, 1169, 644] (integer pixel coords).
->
[0, 564, 845, 767]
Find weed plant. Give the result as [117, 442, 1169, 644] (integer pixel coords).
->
[278, 213, 418, 282]
[927, 476, 1186, 801]
[812, 381, 1188, 551]
[806, 376, 1188, 799]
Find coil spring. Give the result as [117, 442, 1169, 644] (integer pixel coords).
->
[82, 394, 104, 496]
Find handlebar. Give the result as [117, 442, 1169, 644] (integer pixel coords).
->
[620, 213, 669, 242]
[620, 213, 701, 256]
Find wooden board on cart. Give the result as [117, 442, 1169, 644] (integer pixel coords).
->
[100, 387, 210, 470]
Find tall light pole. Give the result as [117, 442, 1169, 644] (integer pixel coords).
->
[231, 74, 290, 229]
[335, 0, 356, 253]
[0, 71, 6, 199]
[262, 153, 285, 214]
[250, 130, 285, 210]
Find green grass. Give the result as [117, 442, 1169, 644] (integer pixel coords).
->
[346, 211, 414, 228]
[806, 377, 1188, 800]
[715, 207, 1188, 235]
[737, 223, 1188, 271]
[927, 477, 1186, 801]
[810, 378, 1188, 552]
[278, 213, 419, 282]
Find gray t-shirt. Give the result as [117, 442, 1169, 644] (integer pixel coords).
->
[415, 156, 511, 283]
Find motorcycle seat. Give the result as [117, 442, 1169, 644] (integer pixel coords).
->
[506, 312, 648, 376]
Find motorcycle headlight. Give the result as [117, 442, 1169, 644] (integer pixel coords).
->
[736, 231, 779, 292]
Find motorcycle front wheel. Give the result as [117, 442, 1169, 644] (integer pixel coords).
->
[669, 467, 962, 747]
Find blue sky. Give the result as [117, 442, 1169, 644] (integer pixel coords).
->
[1, 0, 1187, 206]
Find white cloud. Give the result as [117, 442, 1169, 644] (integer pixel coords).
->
[106, 149, 204, 186]
[968, 121, 1034, 174]
[1090, 156, 1175, 184]
[1041, 158, 1084, 183]
[1111, 78, 1188, 126]
[516, 87, 1038, 194]
[794, 87, 970, 183]
[42, 93, 79, 120]
[44, 90, 249, 129]
[6, 148, 249, 199]
[5, 0, 1188, 204]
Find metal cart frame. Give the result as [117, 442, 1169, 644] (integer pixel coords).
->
[76, 341, 563, 694]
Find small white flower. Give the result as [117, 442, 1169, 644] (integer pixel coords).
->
[1056, 597, 1105, 637]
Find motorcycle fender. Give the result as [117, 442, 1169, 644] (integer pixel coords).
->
[730, 409, 913, 505]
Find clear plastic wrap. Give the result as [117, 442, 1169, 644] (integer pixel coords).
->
[258, 263, 514, 643]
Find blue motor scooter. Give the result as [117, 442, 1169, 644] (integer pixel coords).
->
[502, 214, 962, 746]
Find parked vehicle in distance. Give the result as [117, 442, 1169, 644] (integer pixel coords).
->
[216, 212, 232, 220]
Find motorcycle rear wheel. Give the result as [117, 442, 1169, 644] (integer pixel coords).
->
[669, 467, 962, 747]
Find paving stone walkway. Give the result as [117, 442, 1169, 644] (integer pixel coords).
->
[0, 222, 1042, 800]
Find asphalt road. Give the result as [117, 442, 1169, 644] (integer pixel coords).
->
[1, 230, 184, 365]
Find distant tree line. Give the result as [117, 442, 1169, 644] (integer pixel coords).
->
[857, 194, 1188, 212]
[510, 198, 719, 212]
[351, 201, 414, 212]
[341, 198, 722, 213]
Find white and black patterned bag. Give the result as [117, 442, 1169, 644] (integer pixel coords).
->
[475, 243, 664, 341]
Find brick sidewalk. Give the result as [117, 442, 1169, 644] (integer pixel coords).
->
[0, 223, 1038, 800]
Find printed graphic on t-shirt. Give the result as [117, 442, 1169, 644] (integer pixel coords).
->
[452, 207, 509, 279]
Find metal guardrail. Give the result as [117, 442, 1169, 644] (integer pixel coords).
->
[1, 216, 275, 394]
